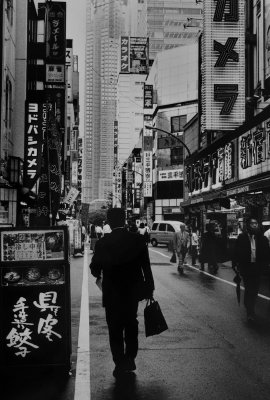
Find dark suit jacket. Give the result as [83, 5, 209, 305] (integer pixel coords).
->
[90, 228, 155, 307]
[233, 232, 270, 276]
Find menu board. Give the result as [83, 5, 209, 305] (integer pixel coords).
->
[2, 284, 69, 365]
[0, 227, 71, 367]
[0, 229, 66, 262]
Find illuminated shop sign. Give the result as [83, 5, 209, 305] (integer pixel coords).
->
[186, 142, 235, 195]
[24, 102, 47, 189]
[201, 0, 245, 132]
[239, 118, 270, 179]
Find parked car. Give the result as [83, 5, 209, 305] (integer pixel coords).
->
[149, 220, 186, 247]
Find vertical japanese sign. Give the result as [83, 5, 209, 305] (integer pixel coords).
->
[201, 0, 245, 134]
[24, 101, 47, 189]
[0, 227, 71, 367]
[115, 168, 122, 207]
[45, 2, 66, 84]
[143, 116, 153, 197]
[265, 0, 270, 81]
[66, 40, 73, 102]
[120, 36, 130, 73]
[144, 84, 153, 109]
[35, 106, 62, 226]
[46, 2, 66, 63]
[113, 121, 118, 167]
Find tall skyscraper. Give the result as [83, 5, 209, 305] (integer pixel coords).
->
[140, 0, 202, 61]
[83, 0, 125, 203]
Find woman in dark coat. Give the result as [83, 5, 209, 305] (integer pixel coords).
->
[200, 221, 223, 273]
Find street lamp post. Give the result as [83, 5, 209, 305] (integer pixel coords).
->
[144, 125, 191, 157]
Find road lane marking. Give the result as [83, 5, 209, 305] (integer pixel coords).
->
[149, 248, 270, 302]
[74, 244, 91, 400]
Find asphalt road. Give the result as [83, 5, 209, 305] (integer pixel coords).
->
[89, 245, 270, 400]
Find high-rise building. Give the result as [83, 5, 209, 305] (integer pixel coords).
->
[135, 0, 203, 61]
[83, 0, 125, 204]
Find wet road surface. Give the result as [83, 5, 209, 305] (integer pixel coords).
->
[2, 244, 270, 399]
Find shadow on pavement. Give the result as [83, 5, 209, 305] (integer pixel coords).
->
[1, 366, 74, 400]
[101, 373, 169, 400]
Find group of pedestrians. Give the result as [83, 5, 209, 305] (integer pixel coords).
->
[172, 217, 270, 324]
[88, 209, 270, 379]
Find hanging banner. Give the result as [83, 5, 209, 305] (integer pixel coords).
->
[35, 110, 62, 226]
[64, 187, 79, 206]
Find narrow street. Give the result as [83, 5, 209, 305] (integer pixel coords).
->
[89, 245, 270, 400]
[2, 244, 270, 400]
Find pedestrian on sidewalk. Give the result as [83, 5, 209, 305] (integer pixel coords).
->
[95, 224, 103, 239]
[173, 224, 190, 275]
[233, 216, 270, 323]
[190, 227, 199, 266]
[90, 208, 155, 378]
[103, 220, 112, 235]
[200, 221, 221, 274]
[90, 224, 97, 252]
[138, 222, 150, 246]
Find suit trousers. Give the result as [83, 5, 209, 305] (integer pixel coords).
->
[242, 272, 260, 315]
[105, 298, 139, 366]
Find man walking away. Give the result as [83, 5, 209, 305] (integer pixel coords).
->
[173, 224, 190, 275]
[90, 208, 155, 377]
[233, 217, 270, 323]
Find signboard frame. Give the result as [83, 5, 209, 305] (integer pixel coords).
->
[0, 226, 71, 369]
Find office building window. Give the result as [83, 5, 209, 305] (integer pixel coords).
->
[171, 115, 187, 133]
[171, 147, 183, 166]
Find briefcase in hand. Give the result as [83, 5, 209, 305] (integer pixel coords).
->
[144, 298, 168, 337]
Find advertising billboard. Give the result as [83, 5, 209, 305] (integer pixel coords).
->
[201, 0, 245, 133]
[120, 36, 149, 74]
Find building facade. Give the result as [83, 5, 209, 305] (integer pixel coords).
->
[182, 0, 270, 243]
[83, 0, 125, 204]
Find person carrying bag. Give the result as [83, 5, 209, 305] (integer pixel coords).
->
[90, 208, 155, 378]
[144, 298, 168, 337]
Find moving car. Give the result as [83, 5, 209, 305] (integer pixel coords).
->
[150, 220, 186, 247]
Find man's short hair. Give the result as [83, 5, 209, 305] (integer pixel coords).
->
[246, 216, 258, 225]
[107, 208, 125, 229]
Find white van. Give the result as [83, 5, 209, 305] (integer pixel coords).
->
[150, 220, 186, 247]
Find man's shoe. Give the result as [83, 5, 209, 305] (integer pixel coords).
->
[125, 358, 136, 371]
[178, 267, 184, 275]
[113, 366, 126, 378]
[247, 312, 256, 324]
